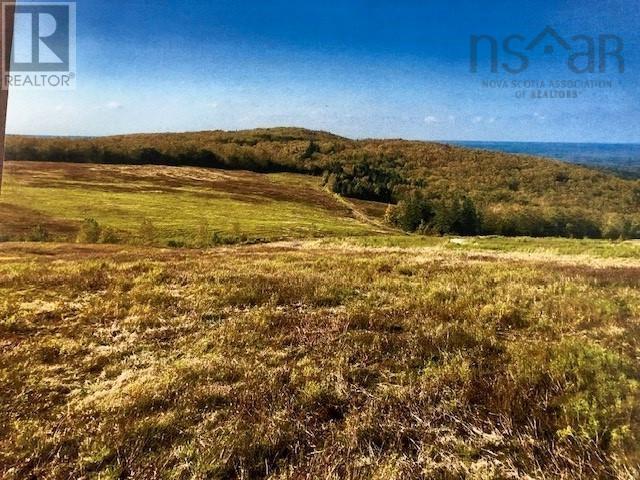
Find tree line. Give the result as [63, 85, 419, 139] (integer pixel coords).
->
[384, 190, 640, 239]
[6, 141, 305, 174]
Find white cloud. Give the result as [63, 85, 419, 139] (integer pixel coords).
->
[424, 115, 438, 124]
[207, 102, 219, 109]
[472, 116, 483, 123]
[106, 101, 123, 110]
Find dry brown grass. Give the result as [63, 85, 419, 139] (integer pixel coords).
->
[0, 203, 78, 241]
[0, 241, 638, 479]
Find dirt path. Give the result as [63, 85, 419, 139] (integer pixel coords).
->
[326, 189, 399, 234]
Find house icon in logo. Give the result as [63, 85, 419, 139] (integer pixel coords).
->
[526, 26, 571, 55]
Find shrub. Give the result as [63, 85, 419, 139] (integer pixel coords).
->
[166, 239, 185, 248]
[507, 178, 520, 191]
[548, 341, 639, 447]
[138, 219, 156, 244]
[76, 218, 101, 243]
[211, 231, 236, 246]
[196, 220, 211, 247]
[300, 140, 320, 160]
[27, 224, 49, 242]
[99, 226, 119, 244]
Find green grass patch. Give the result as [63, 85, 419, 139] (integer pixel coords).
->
[0, 163, 382, 246]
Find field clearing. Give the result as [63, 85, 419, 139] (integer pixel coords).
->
[0, 241, 638, 479]
[0, 162, 388, 244]
[341, 235, 640, 259]
[2, 161, 640, 260]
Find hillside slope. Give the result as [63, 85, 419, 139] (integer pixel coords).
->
[6, 128, 640, 238]
[0, 161, 389, 245]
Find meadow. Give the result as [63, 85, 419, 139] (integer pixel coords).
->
[0, 240, 638, 479]
[2, 160, 638, 257]
[0, 161, 386, 246]
[0, 157, 639, 479]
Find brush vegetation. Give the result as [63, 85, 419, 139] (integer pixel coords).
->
[0, 241, 639, 479]
[6, 128, 640, 239]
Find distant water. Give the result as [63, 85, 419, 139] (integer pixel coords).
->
[446, 141, 640, 177]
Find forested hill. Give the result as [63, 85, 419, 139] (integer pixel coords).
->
[6, 128, 640, 238]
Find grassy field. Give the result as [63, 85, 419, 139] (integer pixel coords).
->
[0, 240, 639, 479]
[0, 161, 387, 245]
[341, 235, 640, 259]
[2, 161, 639, 258]
[0, 160, 639, 479]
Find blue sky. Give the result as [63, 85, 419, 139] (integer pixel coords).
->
[7, 0, 640, 142]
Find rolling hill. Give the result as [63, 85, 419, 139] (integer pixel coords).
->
[6, 128, 640, 239]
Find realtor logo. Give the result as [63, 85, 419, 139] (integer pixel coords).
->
[470, 26, 624, 74]
[2, 1, 76, 89]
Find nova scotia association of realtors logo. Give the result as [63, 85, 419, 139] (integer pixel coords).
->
[2, 1, 76, 89]
[470, 26, 624, 74]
